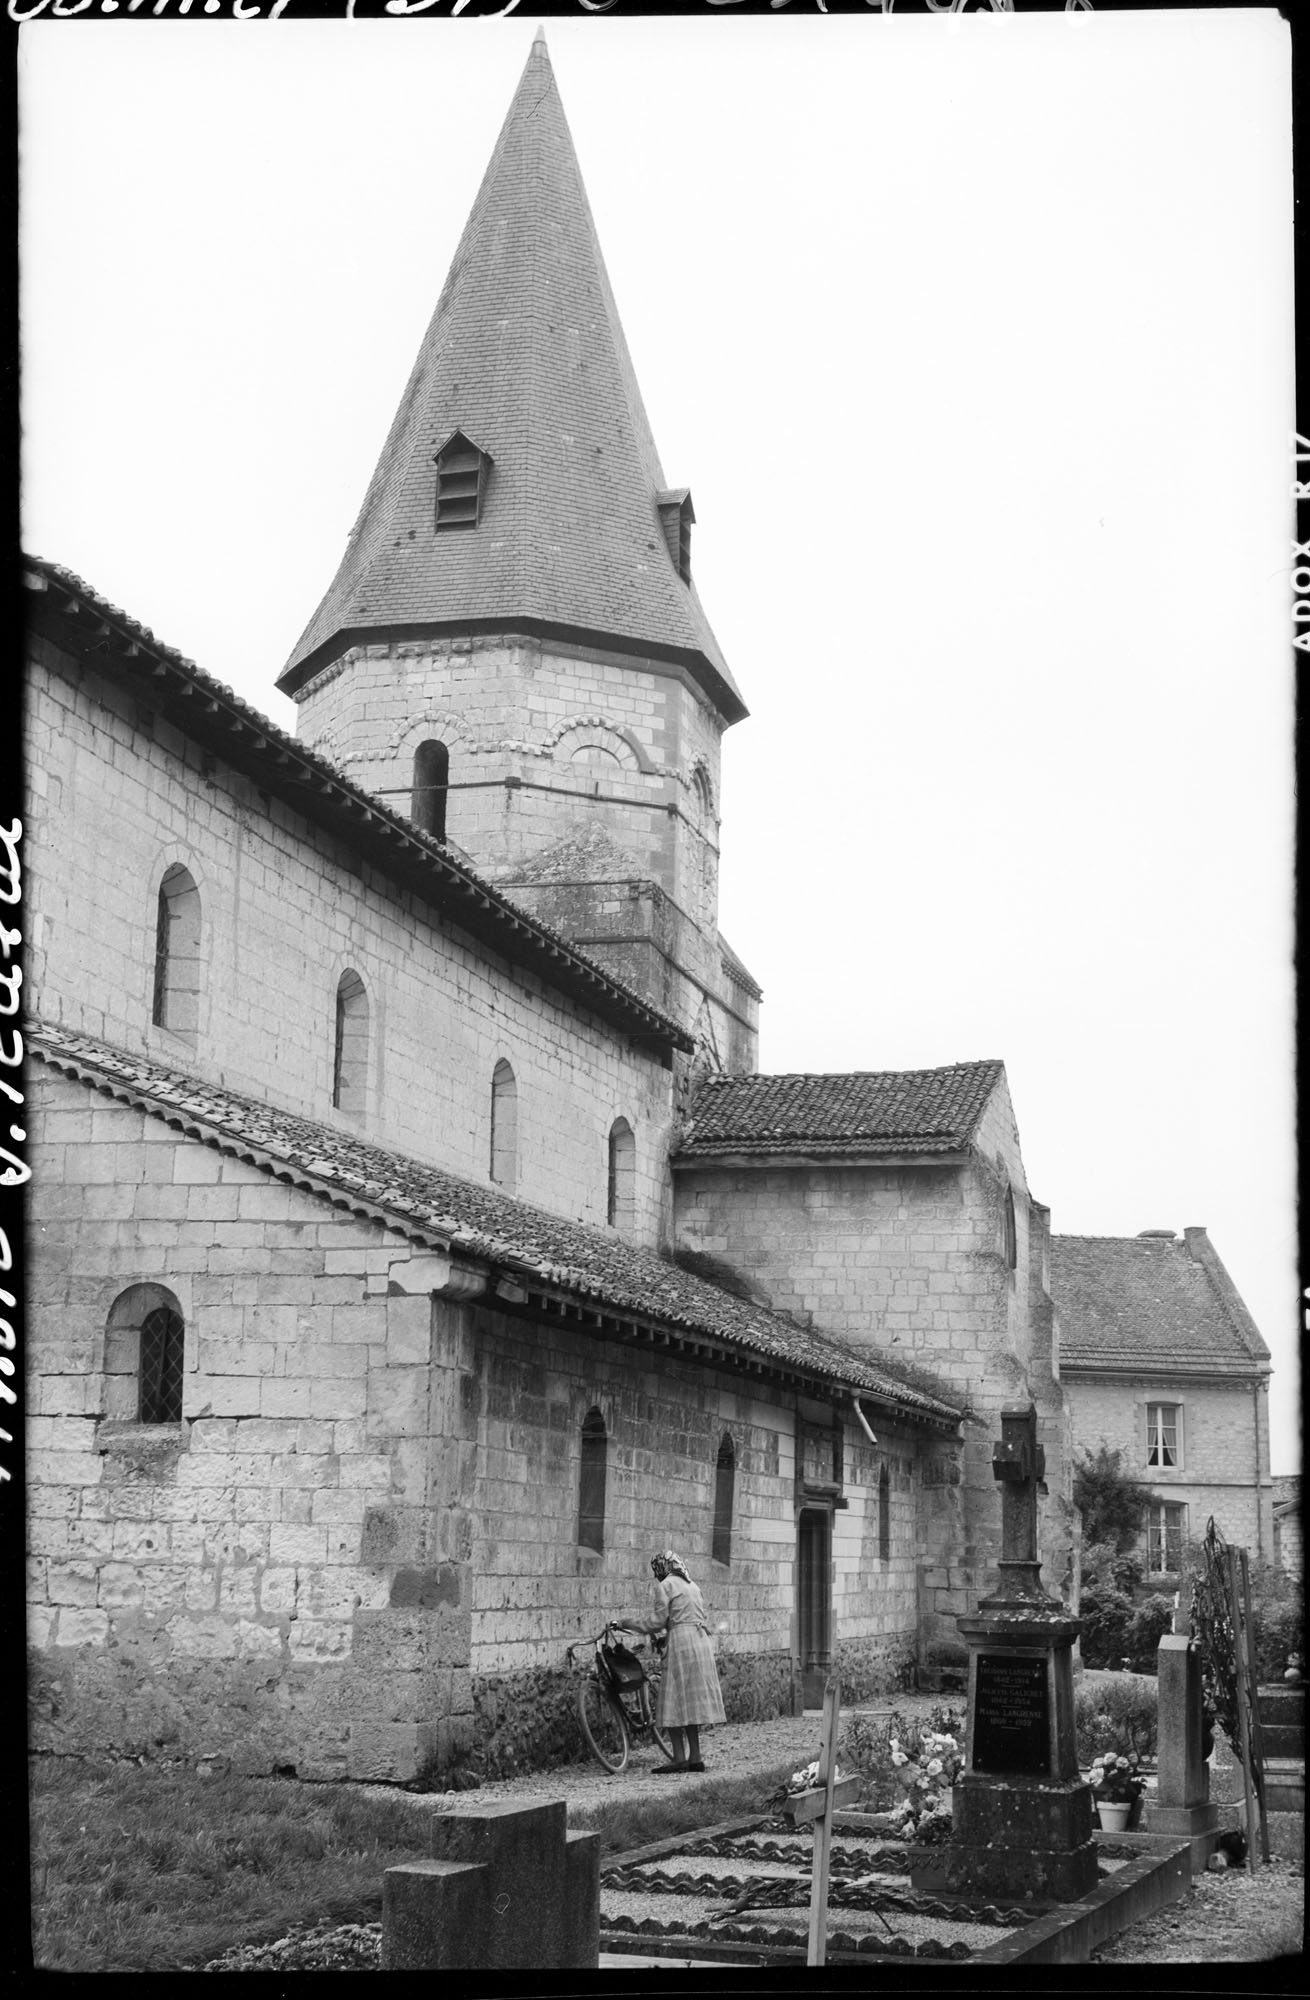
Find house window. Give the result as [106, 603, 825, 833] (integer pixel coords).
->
[1147, 1500, 1187, 1573]
[878, 1461, 891, 1563]
[411, 740, 449, 840]
[333, 970, 369, 1116]
[1146, 1402, 1182, 1469]
[106, 1284, 185, 1426]
[606, 1118, 635, 1228]
[712, 1431, 735, 1566]
[578, 1408, 607, 1553]
[434, 430, 492, 529]
[151, 864, 201, 1041]
[490, 1059, 518, 1190]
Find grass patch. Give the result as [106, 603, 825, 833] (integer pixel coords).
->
[568, 1760, 798, 1858]
[29, 1755, 435, 1973]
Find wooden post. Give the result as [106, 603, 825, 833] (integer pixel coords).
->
[806, 1676, 841, 1967]
[1239, 1547, 1272, 1864]
[1224, 1546, 1259, 1874]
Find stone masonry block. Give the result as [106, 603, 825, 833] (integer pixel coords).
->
[383, 1859, 488, 1971]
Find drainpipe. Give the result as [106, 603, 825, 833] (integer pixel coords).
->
[852, 1397, 878, 1447]
[1252, 1382, 1265, 1564]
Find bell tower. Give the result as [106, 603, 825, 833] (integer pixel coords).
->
[278, 32, 758, 1071]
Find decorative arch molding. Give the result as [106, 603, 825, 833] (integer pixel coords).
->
[382, 710, 475, 763]
[689, 759, 717, 824]
[545, 716, 656, 774]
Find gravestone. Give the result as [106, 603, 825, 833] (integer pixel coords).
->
[1146, 1579, 1220, 1872]
[912, 1402, 1097, 1904]
[383, 1797, 600, 1969]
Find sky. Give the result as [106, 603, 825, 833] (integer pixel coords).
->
[18, 11, 1298, 1473]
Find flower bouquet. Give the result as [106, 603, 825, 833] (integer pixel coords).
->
[887, 1720, 965, 1845]
[1087, 1750, 1145, 1831]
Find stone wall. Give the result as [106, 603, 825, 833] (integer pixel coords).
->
[289, 630, 756, 1061]
[26, 1069, 931, 1779]
[672, 1072, 1074, 1647]
[1061, 1368, 1275, 1566]
[26, 634, 676, 1245]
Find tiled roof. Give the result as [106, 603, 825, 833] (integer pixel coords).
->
[1050, 1233, 1272, 1377]
[30, 1023, 961, 1428]
[279, 37, 744, 725]
[676, 1062, 1006, 1159]
[24, 554, 691, 1057]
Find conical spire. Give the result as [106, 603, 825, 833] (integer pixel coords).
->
[279, 35, 744, 722]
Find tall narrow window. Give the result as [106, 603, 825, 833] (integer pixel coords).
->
[1146, 1402, 1181, 1469]
[606, 1118, 635, 1228]
[411, 740, 449, 841]
[490, 1059, 518, 1191]
[1002, 1186, 1017, 1269]
[333, 970, 369, 1116]
[434, 430, 492, 529]
[878, 1462, 891, 1563]
[712, 1431, 736, 1567]
[106, 1284, 186, 1425]
[151, 864, 201, 1041]
[578, 1407, 607, 1553]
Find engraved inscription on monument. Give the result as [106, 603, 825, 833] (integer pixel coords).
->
[972, 1653, 1050, 1774]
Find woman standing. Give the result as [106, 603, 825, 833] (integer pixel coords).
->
[639, 1550, 726, 1773]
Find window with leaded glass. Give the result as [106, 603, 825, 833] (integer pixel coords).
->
[138, 1305, 185, 1424]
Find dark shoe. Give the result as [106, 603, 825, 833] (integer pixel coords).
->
[652, 1761, 688, 1775]
[686, 1761, 705, 1772]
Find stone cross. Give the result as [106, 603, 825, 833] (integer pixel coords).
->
[984, 1401, 1053, 1606]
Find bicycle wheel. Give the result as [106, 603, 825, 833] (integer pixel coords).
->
[638, 1683, 675, 1763]
[577, 1676, 629, 1773]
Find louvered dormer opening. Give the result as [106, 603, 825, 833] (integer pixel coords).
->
[656, 488, 694, 583]
[434, 430, 492, 530]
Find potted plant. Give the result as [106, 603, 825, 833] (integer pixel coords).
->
[1088, 1750, 1145, 1832]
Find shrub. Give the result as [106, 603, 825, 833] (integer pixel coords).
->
[1073, 1447, 1153, 1553]
[1243, 1562, 1304, 1684]
[1078, 1577, 1136, 1669]
[1075, 1673, 1157, 1763]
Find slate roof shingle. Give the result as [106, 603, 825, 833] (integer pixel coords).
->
[24, 554, 691, 1057]
[676, 1062, 1006, 1160]
[30, 1023, 961, 1428]
[1050, 1233, 1272, 1376]
[279, 37, 744, 725]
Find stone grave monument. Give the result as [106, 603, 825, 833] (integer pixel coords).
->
[383, 1797, 600, 1970]
[1147, 1576, 1221, 1872]
[913, 1401, 1097, 1904]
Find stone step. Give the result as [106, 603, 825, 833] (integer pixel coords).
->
[1256, 1685, 1304, 1729]
[1261, 1760, 1305, 1814]
[1259, 1721, 1305, 1759]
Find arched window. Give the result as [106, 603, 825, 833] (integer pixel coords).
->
[712, 1431, 736, 1567]
[490, 1059, 518, 1191]
[411, 740, 449, 841]
[151, 864, 201, 1041]
[606, 1118, 635, 1228]
[1002, 1186, 1017, 1270]
[578, 1407, 607, 1553]
[333, 970, 369, 1116]
[106, 1283, 185, 1426]
[878, 1461, 891, 1563]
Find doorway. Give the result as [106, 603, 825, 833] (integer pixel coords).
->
[797, 1506, 833, 1710]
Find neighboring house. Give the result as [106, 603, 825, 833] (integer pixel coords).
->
[1272, 1475, 1301, 1578]
[1051, 1229, 1274, 1571]
[24, 34, 1070, 1782]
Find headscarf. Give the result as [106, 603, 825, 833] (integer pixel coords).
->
[650, 1550, 692, 1583]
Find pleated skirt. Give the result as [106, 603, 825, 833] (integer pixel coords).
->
[655, 1622, 726, 1727]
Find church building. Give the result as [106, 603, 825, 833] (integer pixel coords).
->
[25, 34, 1073, 1782]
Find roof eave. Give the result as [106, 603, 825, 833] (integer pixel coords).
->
[671, 1147, 972, 1171]
[25, 559, 692, 1056]
[277, 615, 749, 727]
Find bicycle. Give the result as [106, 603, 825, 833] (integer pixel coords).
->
[567, 1622, 674, 1774]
